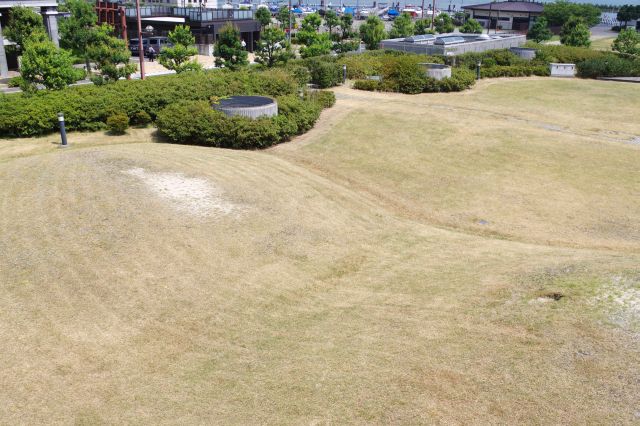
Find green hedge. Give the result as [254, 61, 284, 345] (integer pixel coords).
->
[353, 68, 475, 94]
[480, 65, 551, 78]
[576, 56, 640, 78]
[0, 69, 298, 138]
[156, 92, 334, 149]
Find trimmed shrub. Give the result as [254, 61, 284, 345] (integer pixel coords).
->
[381, 55, 427, 94]
[480, 64, 550, 78]
[106, 113, 129, 135]
[576, 55, 640, 78]
[0, 69, 298, 138]
[423, 68, 476, 92]
[306, 90, 336, 108]
[132, 110, 152, 126]
[532, 44, 605, 64]
[352, 79, 381, 91]
[156, 94, 328, 149]
[304, 57, 343, 88]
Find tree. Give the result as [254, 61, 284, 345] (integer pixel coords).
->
[612, 28, 640, 55]
[255, 26, 293, 67]
[301, 12, 322, 32]
[543, 0, 600, 27]
[324, 10, 340, 36]
[297, 13, 324, 46]
[560, 16, 591, 47]
[59, 0, 98, 74]
[460, 18, 484, 34]
[20, 34, 80, 91]
[527, 17, 552, 42]
[277, 6, 292, 29]
[87, 24, 137, 82]
[340, 14, 353, 40]
[434, 13, 454, 33]
[214, 22, 248, 70]
[159, 25, 202, 73]
[255, 7, 272, 29]
[617, 5, 640, 29]
[359, 16, 386, 50]
[299, 33, 332, 58]
[414, 19, 434, 35]
[389, 12, 415, 38]
[5, 6, 46, 52]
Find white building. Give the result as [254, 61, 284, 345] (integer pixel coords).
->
[462, 1, 544, 32]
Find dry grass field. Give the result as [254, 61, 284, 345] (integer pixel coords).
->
[1, 78, 639, 424]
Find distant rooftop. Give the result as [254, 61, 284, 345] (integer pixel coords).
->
[462, 1, 544, 13]
[0, 0, 58, 8]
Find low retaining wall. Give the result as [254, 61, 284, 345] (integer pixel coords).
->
[550, 63, 576, 78]
[510, 47, 537, 60]
[418, 63, 452, 80]
[214, 96, 278, 119]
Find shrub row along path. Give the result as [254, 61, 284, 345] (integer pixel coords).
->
[1, 78, 639, 424]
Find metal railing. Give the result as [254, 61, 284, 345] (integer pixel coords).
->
[124, 6, 253, 21]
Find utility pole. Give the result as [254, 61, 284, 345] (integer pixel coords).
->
[135, 0, 145, 79]
[430, 0, 436, 30]
[288, 0, 292, 41]
[487, 0, 492, 35]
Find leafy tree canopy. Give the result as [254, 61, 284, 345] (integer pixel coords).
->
[359, 16, 386, 50]
[389, 13, 415, 38]
[527, 17, 553, 42]
[255, 26, 294, 67]
[214, 22, 248, 70]
[560, 15, 591, 47]
[543, 0, 600, 27]
[612, 27, 640, 55]
[460, 18, 484, 34]
[20, 34, 81, 91]
[159, 25, 201, 74]
[6, 6, 46, 51]
[255, 7, 272, 28]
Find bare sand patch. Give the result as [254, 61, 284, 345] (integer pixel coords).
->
[123, 167, 237, 217]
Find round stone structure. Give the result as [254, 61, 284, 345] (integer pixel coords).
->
[418, 63, 452, 81]
[214, 96, 278, 119]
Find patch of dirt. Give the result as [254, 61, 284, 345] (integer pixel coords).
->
[123, 167, 238, 217]
[593, 275, 640, 329]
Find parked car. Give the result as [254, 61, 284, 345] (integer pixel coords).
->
[147, 37, 173, 56]
[129, 38, 149, 57]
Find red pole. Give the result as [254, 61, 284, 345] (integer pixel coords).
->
[135, 0, 145, 79]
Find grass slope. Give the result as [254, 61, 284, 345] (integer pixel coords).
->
[1, 78, 639, 424]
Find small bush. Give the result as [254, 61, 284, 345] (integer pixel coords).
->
[8, 76, 24, 88]
[352, 79, 381, 91]
[132, 110, 152, 126]
[304, 57, 343, 88]
[424, 68, 476, 92]
[305, 90, 336, 108]
[106, 113, 129, 135]
[381, 56, 427, 94]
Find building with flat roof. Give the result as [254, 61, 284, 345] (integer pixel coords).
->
[96, 1, 261, 54]
[1, 0, 66, 77]
[462, 1, 544, 32]
[379, 32, 526, 56]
